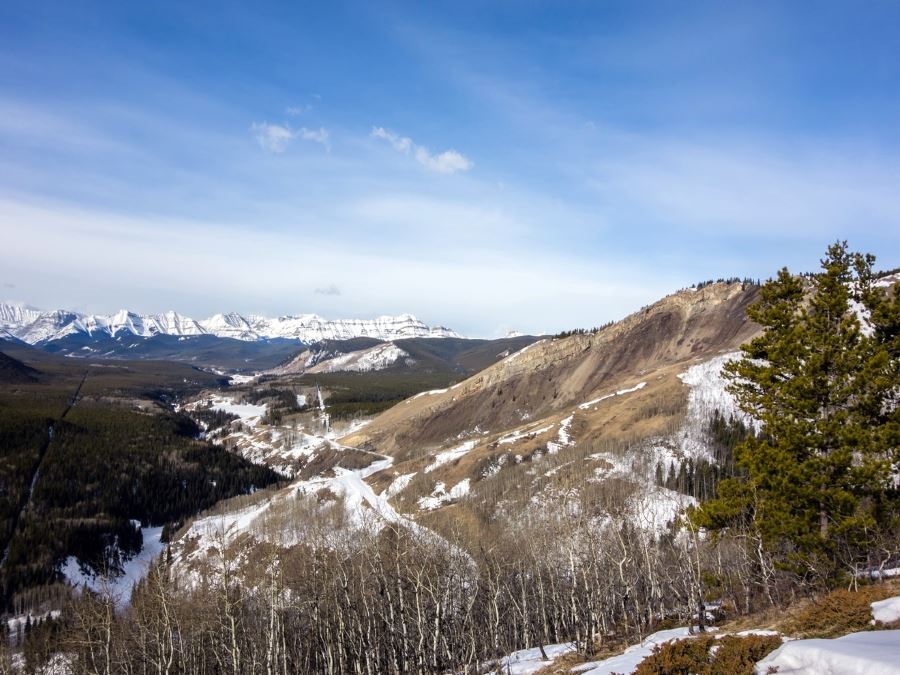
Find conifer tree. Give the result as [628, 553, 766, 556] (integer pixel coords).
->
[694, 242, 899, 582]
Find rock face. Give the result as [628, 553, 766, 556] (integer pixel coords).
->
[0, 303, 462, 344]
[343, 281, 760, 457]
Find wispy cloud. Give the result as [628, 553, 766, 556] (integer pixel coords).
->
[371, 126, 472, 174]
[314, 284, 341, 296]
[251, 122, 330, 153]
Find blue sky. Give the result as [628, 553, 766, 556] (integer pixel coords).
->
[2, 1, 899, 337]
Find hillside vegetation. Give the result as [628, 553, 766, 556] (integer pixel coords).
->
[2, 244, 897, 675]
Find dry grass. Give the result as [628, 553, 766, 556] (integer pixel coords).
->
[532, 650, 589, 674]
[778, 581, 900, 638]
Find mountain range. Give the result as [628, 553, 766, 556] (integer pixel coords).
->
[0, 302, 461, 345]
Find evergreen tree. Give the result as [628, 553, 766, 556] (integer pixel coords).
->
[694, 242, 899, 581]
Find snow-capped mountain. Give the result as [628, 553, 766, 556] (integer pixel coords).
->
[0, 302, 462, 345]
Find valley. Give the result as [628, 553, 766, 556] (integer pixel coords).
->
[1, 264, 898, 674]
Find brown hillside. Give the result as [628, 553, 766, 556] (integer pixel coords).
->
[343, 281, 759, 459]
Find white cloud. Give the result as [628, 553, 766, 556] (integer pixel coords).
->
[250, 122, 329, 153]
[371, 126, 472, 174]
[0, 198, 667, 337]
[250, 122, 294, 153]
[297, 126, 330, 148]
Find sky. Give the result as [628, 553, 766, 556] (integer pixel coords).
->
[1, 1, 899, 337]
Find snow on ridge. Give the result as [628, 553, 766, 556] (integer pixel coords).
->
[505, 339, 545, 362]
[315, 342, 410, 373]
[410, 387, 449, 401]
[1, 301, 463, 344]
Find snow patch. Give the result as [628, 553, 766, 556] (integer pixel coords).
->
[871, 595, 900, 624]
[424, 441, 476, 473]
[499, 642, 576, 674]
[579, 382, 647, 410]
[677, 353, 758, 462]
[576, 627, 698, 674]
[498, 423, 554, 445]
[383, 472, 417, 499]
[61, 526, 165, 608]
[547, 414, 575, 453]
[418, 479, 471, 511]
[315, 342, 410, 373]
[755, 629, 900, 675]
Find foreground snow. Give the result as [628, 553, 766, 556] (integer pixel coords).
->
[498, 642, 576, 674]
[574, 627, 697, 674]
[871, 595, 900, 624]
[755, 629, 900, 675]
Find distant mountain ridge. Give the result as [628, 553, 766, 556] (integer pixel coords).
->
[0, 302, 462, 345]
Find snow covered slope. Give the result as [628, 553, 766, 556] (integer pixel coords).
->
[0, 302, 462, 344]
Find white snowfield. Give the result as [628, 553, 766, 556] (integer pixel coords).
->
[0, 301, 462, 344]
[755, 630, 900, 675]
[209, 397, 268, 423]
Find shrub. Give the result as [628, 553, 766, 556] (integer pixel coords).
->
[634, 633, 781, 675]
[780, 586, 898, 638]
[634, 635, 715, 674]
[710, 635, 782, 674]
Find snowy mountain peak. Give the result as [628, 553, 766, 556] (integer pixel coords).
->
[0, 301, 464, 345]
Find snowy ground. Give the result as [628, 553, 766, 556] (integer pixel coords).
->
[676, 353, 759, 461]
[418, 478, 470, 511]
[424, 440, 476, 473]
[498, 642, 576, 674]
[872, 595, 900, 624]
[60, 526, 165, 608]
[573, 627, 698, 674]
[208, 396, 268, 423]
[756, 630, 900, 675]
[546, 415, 575, 454]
